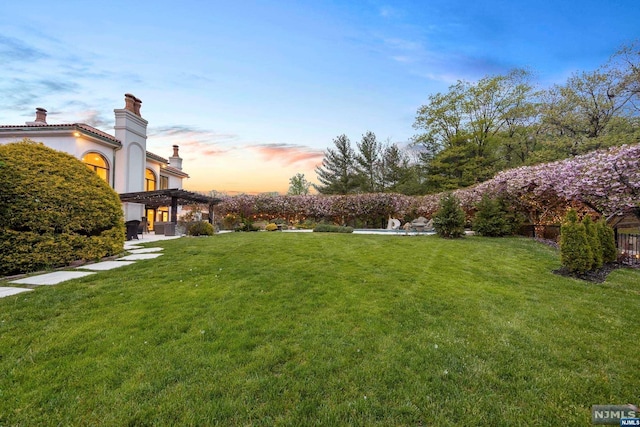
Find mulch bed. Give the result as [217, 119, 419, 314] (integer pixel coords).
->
[552, 262, 626, 283]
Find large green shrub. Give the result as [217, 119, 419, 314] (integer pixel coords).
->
[597, 219, 618, 263]
[472, 195, 523, 237]
[433, 193, 465, 238]
[0, 140, 125, 275]
[187, 221, 214, 236]
[559, 210, 593, 273]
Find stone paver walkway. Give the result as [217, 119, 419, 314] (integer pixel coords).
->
[119, 253, 164, 261]
[76, 261, 136, 271]
[0, 287, 33, 297]
[0, 233, 178, 298]
[128, 247, 164, 254]
[10, 271, 96, 286]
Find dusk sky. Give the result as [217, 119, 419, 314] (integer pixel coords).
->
[1, 0, 638, 194]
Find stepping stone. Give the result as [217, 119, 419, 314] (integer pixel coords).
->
[119, 253, 164, 261]
[10, 271, 95, 286]
[128, 247, 163, 254]
[124, 244, 143, 250]
[76, 261, 136, 271]
[0, 287, 33, 298]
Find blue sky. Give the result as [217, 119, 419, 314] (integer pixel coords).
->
[1, 0, 638, 193]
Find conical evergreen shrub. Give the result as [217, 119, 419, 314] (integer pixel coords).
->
[433, 193, 465, 238]
[582, 216, 603, 269]
[597, 219, 618, 263]
[560, 209, 593, 273]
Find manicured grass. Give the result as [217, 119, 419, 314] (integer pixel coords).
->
[1, 234, 638, 426]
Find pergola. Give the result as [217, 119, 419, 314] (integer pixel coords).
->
[118, 189, 221, 223]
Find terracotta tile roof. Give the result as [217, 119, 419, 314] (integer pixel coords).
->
[146, 151, 168, 164]
[162, 165, 190, 178]
[75, 124, 121, 145]
[0, 123, 122, 146]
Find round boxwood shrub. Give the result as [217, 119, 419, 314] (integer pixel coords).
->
[0, 140, 125, 275]
[187, 221, 214, 236]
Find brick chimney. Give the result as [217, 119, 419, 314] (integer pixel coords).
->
[169, 144, 183, 170]
[133, 96, 142, 116]
[26, 107, 48, 125]
[35, 107, 47, 123]
[124, 93, 143, 117]
[124, 93, 136, 113]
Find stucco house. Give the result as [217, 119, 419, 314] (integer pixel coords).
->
[0, 94, 189, 231]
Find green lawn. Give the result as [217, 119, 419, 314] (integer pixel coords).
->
[1, 233, 638, 426]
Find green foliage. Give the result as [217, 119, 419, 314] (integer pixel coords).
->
[582, 216, 603, 269]
[0, 140, 124, 275]
[287, 173, 311, 195]
[187, 221, 214, 236]
[265, 223, 278, 231]
[221, 213, 240, 230]
[355, 131, 382, 192]
[472, 195, 523, 237]
[313, 224, 354, 233]
[597, 219, 618, 263]
[432, 193, 465, 238]
[314, 134, 359, 194]
[237, 220, 260, 232]
[559, 210, 593, 273]
[294, 219, 316, 229]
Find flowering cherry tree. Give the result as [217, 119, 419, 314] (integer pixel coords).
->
[214, 144, 640, 227]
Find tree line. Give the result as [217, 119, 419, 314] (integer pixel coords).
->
[313, 42, 640, 195]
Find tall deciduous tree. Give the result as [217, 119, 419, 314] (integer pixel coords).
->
[287, 173, 311, 195]
[413, 69, 538, 193]
[314, 134, 358, 195]
[539, 42, 640, 158]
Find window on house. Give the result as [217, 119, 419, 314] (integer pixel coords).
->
[145, 168, 157, 191]
[82, 152, 109, 182]
[160, 175, 169, 190]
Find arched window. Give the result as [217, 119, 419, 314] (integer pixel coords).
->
[145, 168, 157, 191]
[82, 152, 109, 182]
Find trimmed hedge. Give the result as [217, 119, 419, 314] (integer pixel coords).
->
[0, 140, 125, 275]
[313, 224, 354, 233]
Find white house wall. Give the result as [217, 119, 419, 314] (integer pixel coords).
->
[167, 174, 183, 189]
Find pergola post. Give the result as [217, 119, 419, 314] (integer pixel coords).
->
[171, 196, 178, 223]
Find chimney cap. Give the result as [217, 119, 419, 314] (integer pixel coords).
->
[29, 107, 48, 125]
